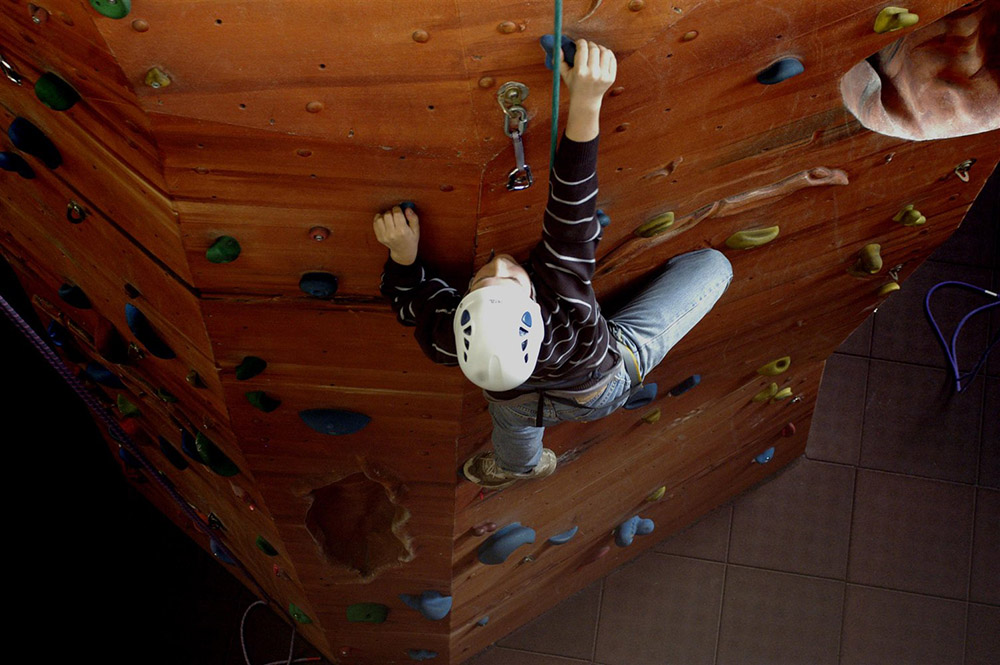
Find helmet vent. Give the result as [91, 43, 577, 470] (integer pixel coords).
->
[521, 312, 532, 327]
[521, 340, 528, 351]
[461, 311, 471, 325]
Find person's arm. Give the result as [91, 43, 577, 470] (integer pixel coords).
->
[375, 206, 461, 365]
[562, 40, 617, 142]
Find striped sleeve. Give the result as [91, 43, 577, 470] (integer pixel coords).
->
[380, 258, 461, 366]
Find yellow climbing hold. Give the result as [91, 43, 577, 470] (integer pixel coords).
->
[646, 486, 667, 502]
[874, 7, 919, 34]
[878, 281, 901, 296]
[642, 408, 661, 424]
[772, 387, 794, 401]
[849, 243, 883, 276]
[893, 205, 926, 227]
[144, 67, 171, 89]
[758, 356, 791, 376]
[753, 383, 779, 403]
[635, 212, 675, 238]
[725, 226, 780, 250]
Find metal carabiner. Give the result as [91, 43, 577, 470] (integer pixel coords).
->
[507, 164, 534, 191]
[954, 159, 976, 183]
[503, 106, 527, 138]
[1, 52, 23, 85]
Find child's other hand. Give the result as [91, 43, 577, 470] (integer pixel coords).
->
[373, 206, 420, 266]
[560, 40, 617, 105]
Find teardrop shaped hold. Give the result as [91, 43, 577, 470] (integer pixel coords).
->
[0, 151, 36, 179]
[756, 58, 804, 85]
[88, 0, 131, 19]
[347, 603, 389, 624]
[34, 73, 80, 111]
[58, 283, 92, 309]
[246, 391, 281, 413]
[399, 591, 453, 621]
[289, 603, 313, 624]
[158, 436, 189, 470]
[477, 523, 536, 565]
[299, 272, 339, 299]
[195, 432, 240, 477]
[205, 236, 241, 264]
[256, 536, 279, 556]
[235, 356, 267, 381]
[8, 117, 62, 168]
[124, 304, 176, 359]
[299, 409, 371, 436]
[725, 226, 780, 249]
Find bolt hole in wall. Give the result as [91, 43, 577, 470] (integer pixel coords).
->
[840, 0, 1000, 139]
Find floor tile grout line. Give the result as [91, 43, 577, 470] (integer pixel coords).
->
[713, 504, 734, 665]
[588, 577, 605, 663]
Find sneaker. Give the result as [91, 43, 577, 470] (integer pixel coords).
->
[462, 449, 557, 489]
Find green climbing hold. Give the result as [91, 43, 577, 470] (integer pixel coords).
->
[206, 236, 241, 264]
[235, 356, 267, 381]
[116, 394, 141, 418]
[289, 603, 313, 624]
[155, 387, 179, 403]
[88, 0, 131, 19]
[246, 391, 281, 413]
[195, 432, 240, 477]
[256, 536, 279, 556]
[347, 603, 389, 624]
[35, 73, 80, 111]
[635, 212, 675, 238]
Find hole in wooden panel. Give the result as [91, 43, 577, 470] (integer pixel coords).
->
[305, 471, 412, 581]
[840, 0, 999, 140]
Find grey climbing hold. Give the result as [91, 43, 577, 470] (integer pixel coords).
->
[299, 409, 371, 436]
[0, 151, 35, 179]
[478, 523, 536, 565]
[8, 117, 61, 168]
[299, 272, 339, 299]
[235, 356, 266, 381]
[206, 236, 241, 264]
[757, 58, 804, 85]
[669, 374, 700, 396]
[58, 283, 92, 309]
[547, 526, 579, 545]
[125, 304, 176, 359]
[408, 650, 438, 661]
[624, 383, 657, 410]
[615, 516, 655, 547]
[399, 591, 453, 621]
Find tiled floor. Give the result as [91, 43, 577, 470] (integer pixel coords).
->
[1, 168, 995, 664]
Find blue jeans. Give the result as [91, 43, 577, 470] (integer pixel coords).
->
[488, 248, 734, 472]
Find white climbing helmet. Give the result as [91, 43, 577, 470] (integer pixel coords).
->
[454, 283, 543, 391]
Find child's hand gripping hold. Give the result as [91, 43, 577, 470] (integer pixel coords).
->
[373, 205, 420, 266]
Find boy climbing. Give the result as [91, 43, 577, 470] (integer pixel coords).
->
[374, 39, 733, 489]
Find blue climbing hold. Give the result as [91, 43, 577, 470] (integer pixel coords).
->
[615, 516, 655, 547]
[539, 34, 577, 70]
[299, 272, 339, 299]
[85, 363, 124, 388]
[547, 526, 579, 545]
[158, 436, 189, 470]
[754, 447, 776, 464]
[180, 428, 201, 463]
[8, 117, 62, 168]
[46, 320, 68, 347]
[756, 58, 804, 85]
[408, 650, 438, 661]
[477, 616, 490, 626]
[624, 383, 658, 410]
[669, 374, 701, 396]
[299, 409, 371, 436]
[58, 283, 92, 309]
[118, 446, 143, 470]
[125, 304, 176, 359]
[400, 201, 417, 213]
[210, 538, 236, 565]
[0, 151, 35, 179]
[399, 591, 453, 621]
[596, 209, 611, 228]
[478, 523, 536, 565]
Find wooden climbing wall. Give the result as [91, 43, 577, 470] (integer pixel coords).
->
[1, 1, 997, 663]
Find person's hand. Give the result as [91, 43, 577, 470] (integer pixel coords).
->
[373, 205, 420, 266]
[559, 39, 617, 107]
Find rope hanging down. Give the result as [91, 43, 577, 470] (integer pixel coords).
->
[550, 0, 563, 170]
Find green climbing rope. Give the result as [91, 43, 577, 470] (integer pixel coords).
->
[550, 0, 563, 170]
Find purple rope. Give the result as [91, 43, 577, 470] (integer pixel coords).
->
[924, 280, 999, 393]
[0, 292, 273, 601]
